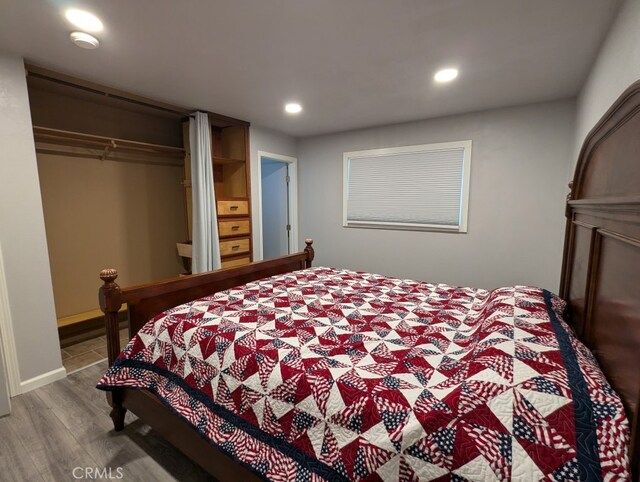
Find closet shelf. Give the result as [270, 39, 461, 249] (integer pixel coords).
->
[33, 126, 185, 166]
[213, 156, 245, 165]
[57, 307, 126, 328]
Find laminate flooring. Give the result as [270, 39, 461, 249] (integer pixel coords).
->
[0, 361, 213, 481]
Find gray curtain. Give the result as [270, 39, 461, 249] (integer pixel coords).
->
[189, 112, 221, 273]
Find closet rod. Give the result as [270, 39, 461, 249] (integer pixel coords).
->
[35, 148, 183, 168]
[33, 126, 185, 158]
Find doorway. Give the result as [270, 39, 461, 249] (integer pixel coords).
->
[257, 152, 298, 261]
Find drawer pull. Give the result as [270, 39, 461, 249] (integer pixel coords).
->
[229, 205, 239, 211]
[231, 225, 240, 231]
[232, 245, 240, 250]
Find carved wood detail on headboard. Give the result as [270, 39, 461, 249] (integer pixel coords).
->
[560, 80, 640, 479]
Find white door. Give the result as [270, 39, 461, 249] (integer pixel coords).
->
[261, 159, 290, 259]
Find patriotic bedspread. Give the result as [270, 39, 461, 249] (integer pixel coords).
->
[98, 267, 630, 481]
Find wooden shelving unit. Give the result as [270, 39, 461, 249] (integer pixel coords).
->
[182, 116, 252, 270]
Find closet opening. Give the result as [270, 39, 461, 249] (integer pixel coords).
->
[26, 66, 190, 373]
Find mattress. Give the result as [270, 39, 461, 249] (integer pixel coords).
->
[98, 267, 630, 481]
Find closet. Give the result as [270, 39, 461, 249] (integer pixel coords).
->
[27, 66, 188, 343]
[27, 66, 253, 346]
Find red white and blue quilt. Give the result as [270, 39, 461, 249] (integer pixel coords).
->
[98, 267, 630, 481]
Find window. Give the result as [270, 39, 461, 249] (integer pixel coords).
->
[343, 140, 472, 232]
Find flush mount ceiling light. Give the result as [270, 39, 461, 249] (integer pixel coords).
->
[285, 103, 302, 114]
[434, 68, 459, 83]
[65, 9, 103, 32]
[70, 31, 100, 49]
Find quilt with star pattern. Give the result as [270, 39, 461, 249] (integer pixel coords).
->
[97, 267, 630, 481]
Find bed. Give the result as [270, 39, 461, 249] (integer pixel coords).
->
[97, 80, 640, 481]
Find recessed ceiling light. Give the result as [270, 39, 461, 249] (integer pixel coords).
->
[65, 9, 103, 32]
[434, 68, 459, 83]
[70, 31, 100, 49]
[285, 103, 302, 114]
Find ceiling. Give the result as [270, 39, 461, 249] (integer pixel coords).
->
[0, 0, 622, 137]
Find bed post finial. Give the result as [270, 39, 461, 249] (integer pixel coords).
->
[100, 268, 118, 286]
[304, 239, 315, 268]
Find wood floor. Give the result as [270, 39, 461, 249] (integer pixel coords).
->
[0, 361, 214, 481]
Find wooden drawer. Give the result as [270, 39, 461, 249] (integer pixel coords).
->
[218, 219, 250, 238]
[221, 256, 251, 269]
[217, 199, 249, 216]
[219, 237, 250, 257]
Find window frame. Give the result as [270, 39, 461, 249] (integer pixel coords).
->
[342, 140, 472, 233]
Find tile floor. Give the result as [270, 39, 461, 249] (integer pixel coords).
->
[60, 328, 129, 373]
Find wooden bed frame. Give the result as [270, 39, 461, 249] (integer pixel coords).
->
[100, 82, 640, 480]
[99, 240, 315, 481]
[558, 80, 640, 480]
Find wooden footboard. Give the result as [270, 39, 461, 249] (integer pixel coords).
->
[99, 239, 314, 366]
[96, 240, 314, 480]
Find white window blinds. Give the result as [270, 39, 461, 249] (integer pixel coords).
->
[343, 141, 471, 232]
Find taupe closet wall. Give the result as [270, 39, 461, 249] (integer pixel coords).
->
[28, 74, 187, 319]
[27, 77, 183, 146]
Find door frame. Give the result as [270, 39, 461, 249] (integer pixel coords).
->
[0, 243, 20, 401]
[255, 151, 299, 261]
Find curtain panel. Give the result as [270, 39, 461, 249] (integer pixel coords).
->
[189, 112, 221, 273]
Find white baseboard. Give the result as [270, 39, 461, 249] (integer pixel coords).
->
[19, 366, 67, 394]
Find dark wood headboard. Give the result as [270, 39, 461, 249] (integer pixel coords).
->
[560, 80, 640, 479]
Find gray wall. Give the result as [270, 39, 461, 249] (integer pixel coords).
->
[249, 126, 297, 260]
[0, 53, 62, 383]
[298, 100, 575, 291]
[574, 0, 640, 164]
